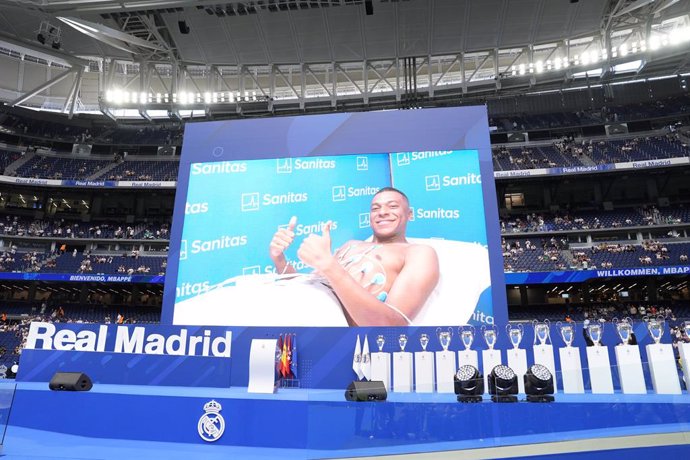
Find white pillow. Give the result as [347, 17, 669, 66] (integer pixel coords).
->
[407, 238, 491, 326]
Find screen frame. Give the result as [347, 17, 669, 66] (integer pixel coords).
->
[161, 107, 507, 326]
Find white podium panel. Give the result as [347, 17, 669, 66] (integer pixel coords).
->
[558, 347, 585, 394]
[679, 342, 690, 393]
[507, 348, 527, 394]
[435, 350, 456, 393]
[457, 349, 479, 369]
[614, 345, 646, 394]
[371, 352, 392, 392]
[646, 343, 682, 395]
[414, 351, 435, 393]
[481, 349, 502, 394]
[248, 339, 277, 394]
[393, 352, 414, 393]
[533, 344, 557, 392]
[585, 346, 614, 394]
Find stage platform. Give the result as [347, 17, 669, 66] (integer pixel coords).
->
[2, 381, 689, 459]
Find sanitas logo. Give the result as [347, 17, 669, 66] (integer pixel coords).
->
[276, 158, 292, 173]
[180, 240, 188, 260]
[242, 265, 262, 275]
[397, 151, 454, 166]
[427, 173, 481, 191]
[263, 259, 309, 273]
[263, 192, 308, 205]
[190, 235, 248, 254]
[185, 202, 209, 214]
[294, 220, 337, 236]
[333, 185, 380, 201]
[332, 186, 346, 202]
[241, 193, 260, 212]
[176, 281, 210, 297]
[191, 162, 247, 175]
[416, 208, 460, 219]
[241, 192, 308, 211]
[358, 213, 370, 228]
[26, 322, 232, 357]
[425, 175, 441, 191]
[348, 186, 379, 197]
[277, 158, 335, 173]
[396, 152, 411, 166]
[442, 173, 481, 186]
[294, 158, 335, 170]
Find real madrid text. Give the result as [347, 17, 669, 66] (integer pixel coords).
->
[26, 322, 232, 357]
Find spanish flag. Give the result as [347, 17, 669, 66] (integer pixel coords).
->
[280, 335, 289, 378]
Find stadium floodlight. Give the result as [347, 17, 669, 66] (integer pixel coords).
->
[590, 50, 599, 63]
[454, 365, 484, 403]
[488, 365, 518, 403]
[113, 89, 123, 105]
[536, 61, 543, 73]
[650, 36, 660, 50]
[519, 63, 525, 75]
[204, 92, 211, 104]
[524, 364, 555, 402]
[620, 43, 628, 57]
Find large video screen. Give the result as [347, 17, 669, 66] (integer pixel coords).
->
[162, 108, 507, 327]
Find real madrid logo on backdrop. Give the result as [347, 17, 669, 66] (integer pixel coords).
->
[198, 400, 225, 442]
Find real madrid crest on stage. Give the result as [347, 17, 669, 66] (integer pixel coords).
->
[198, 400, 225, 442]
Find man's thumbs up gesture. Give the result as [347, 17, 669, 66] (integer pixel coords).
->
[269, 216, 298, 260]
[297, 221, 334, 272]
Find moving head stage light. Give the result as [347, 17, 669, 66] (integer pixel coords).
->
[454, 365, 484, 402]
[488, 365, 518, 403]
[524, 364, 555, 402]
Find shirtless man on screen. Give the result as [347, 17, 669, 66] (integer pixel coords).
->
[269, 187, 440, 326]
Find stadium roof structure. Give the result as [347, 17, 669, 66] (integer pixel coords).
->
[0, 0, 688, 120]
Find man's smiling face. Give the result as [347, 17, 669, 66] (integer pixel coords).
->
[369, 189, 412, 243]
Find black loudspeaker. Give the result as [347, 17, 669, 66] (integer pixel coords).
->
[345, 380, 387, 401]
[178, 20, 190, 34]
[49, 372, 93, 391]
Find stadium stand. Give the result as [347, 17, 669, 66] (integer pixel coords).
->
[501, 207, 690, 233]
[0, 217, 170, 239]
[492, 133, 689, 171]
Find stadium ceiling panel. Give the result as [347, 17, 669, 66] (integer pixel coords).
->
[0, 0, 628, 64]
[0, 0, 688, 119]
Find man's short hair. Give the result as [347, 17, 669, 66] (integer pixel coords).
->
[373, 187, 409, 204]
